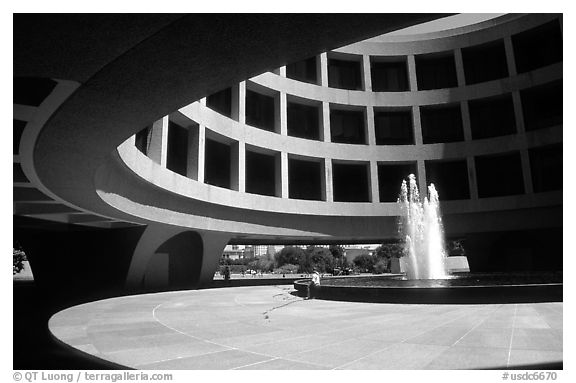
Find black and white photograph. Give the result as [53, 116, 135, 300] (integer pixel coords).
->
[11, 8, 567, 378]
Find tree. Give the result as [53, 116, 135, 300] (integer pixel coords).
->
[374, 243, 404, 260]
[329, 245, 346, 268]
[13, 248, 27, 275]
[328, 245, 344, 259]
[373, 259, 389, 274]
[307, 247, 335, 274]
[353, 253, 375, 273]
[257, 253, 275, 272]
[275, 246, 305, 268]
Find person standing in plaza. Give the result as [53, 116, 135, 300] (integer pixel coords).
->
[308, 269, 321, 299]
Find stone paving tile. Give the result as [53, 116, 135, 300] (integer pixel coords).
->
[287, 338, 395, 368]
[508, 349, 563, 368]
[211, 329, 304, 349]
[337, 343, 449, 370]
[49, 286, 563, 370]
[424, 346, 510, 369]
[403, 325, 473, 346]
[453, 328, 512, 349]
[513, 315, 551, 329]
[243, 334, 339, 358]
[136, 349, 271, 370]
[511, 328, 562, 352]
[236, 357, 328, 370]
[105, 340, 228, 367]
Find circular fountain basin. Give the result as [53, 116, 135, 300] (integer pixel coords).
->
[294, 272, 562, 304]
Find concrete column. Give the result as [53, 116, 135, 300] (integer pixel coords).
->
[230, 141, 245, 192]
[231, 82, 245, 123]
[362, 54, 372, 91]
[186, 123, 200, 180]
[319, 53, 329, 87]
[460, 100, 473, 141]
[369, 161, 380, 203]
[232, 81, 246, 124]
[417, 159, 427, 198]
[278, 92, 287, 135]
[520, 150, 534, 194]
[322, 101, 331, 142]
[407, 55, 418, 91]
[504, 36, 517, 76]
[322, 158, 334, 202]
[366, 106, 376, 146]
[197, 124, 206, 183]
[466, 156, 479, 200]
[412, 106, 423, 145]
[276, 152, 289, 198]
[512, 91, 526, 134]
[125, 224, 231, 290]
[198, 231, 232, 285]
[279, 66, 286, 77]
[148, 116, 169, 167]
[454, 48, 466, 86]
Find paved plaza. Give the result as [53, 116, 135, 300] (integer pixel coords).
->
[49, 285, 562, 370]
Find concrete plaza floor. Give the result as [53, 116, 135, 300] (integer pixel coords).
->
[49, 285, 562, 370]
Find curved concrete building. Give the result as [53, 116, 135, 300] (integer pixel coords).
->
[14, 14, 562, 294]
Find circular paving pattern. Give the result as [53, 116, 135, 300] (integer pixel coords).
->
[49, 285, 562, 370]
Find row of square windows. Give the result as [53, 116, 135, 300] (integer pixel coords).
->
[207, 80, 561, 145]
[286, 19, 562, 91]
[136, 126, 561, 203]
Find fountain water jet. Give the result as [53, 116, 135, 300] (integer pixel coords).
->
[398, 174, 448, 280]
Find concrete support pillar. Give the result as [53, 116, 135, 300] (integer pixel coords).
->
[319, 52, 329, 87]
[125, 224, 231, 290]
[322, 158, 334, 202]
[520, 150, 534, 194]
[412, 106, 423, 145]
[512, 91, 526, 134]
[198, 231, 232, 285]
[148, 116, 168, 167]
[197, 125, 206, 183]
[407, 55, 418, 91]
[186, 123, 201, 180]
[460, 100, 473, 141]
[454, 48, 466, 86]
[362, 54, 372, 91]
[417, 159, 427, 198]
[366, 105, 376, 146]
[504, 36, 517, 77]
[231, 82, 245, 123]
[322, 102, 331, 142]
[467, 156, 479, 200]
[369, 161, 380, 203]
[279, 65, 286, 77]
[230, 141, 245, 192]
[276, 152, 289, 198]
[278, 92, 287, 135]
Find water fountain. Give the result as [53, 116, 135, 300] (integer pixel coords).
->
[397, 174, 448, 280]
[294, 174, 562, 303]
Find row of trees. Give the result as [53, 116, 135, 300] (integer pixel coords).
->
[220, 243, 408, 275]
[352, 243, 405, 273]
[220, 239, 465, 275]
[220, 245, 348, 275]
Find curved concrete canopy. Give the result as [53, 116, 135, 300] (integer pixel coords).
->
[17, 13, 452, 239]
[15, 14, 562, 244]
